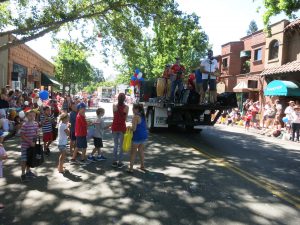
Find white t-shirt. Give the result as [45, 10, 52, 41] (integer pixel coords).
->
[94, 116, 105, 138]
[284, 106, 294, 120]
[200, 58, 218, 80]
[58, 122, 68, 145]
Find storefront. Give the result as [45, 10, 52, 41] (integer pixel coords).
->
[12, 62, 27, 90]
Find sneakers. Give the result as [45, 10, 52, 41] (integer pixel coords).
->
[112, 161, 118, 168]
[117, 162, 125, 169]
[26, 171, 37, 178]
[96, 155, 107, 161]
[87, 155, 97, 162]
[20, 174, 29, 182]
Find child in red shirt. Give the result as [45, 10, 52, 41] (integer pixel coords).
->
[245, 110, 252, 131]
[71, 103, 89, 165]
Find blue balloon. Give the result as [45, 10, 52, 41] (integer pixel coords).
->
[135, 69, 140, 74]
[282, 117, 288, 123]
[39, 90, 49, 100]
[139, 77, 145, 82]
[131, 76, 137, 81]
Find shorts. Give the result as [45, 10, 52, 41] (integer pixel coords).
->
[21, 148, 27, 162]
[76, 136, 87, 149]
[245, 121, 250, 127]
[202, 79, 216, 92]
[43, 132, 53, 142]
[195, 83, 203, 94]
[58, 145, 67, 152]
[132, 139, 147, 145]
[93, 137, 103, 148]
[70, 131, 76, 141]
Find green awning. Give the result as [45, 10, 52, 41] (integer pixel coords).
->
[264, 80, 300, 96]
[41, 73, 61, 87]
[240, 50, 251, 58]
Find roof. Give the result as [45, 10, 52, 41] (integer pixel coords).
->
[284, 19, 300, 33]
[261, 60, 300, 76]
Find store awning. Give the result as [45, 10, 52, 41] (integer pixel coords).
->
[240, 50, 251, 58]
[41, 73, 61, 87]
[264, 80, 300, 96]
[233, 81, 248, 92]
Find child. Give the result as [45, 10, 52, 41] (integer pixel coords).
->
[0, 135, 8, 178]
[87, 108, 109, 162]
[71, 103, 89, 165]
[127, 104, 148, 173]
[245, 110, 252, 131]
[57, 113, 70, 173]
[0, 132, 7, 209]
[69, 102, 77, 155]
[20, 110, 39, 182]
[40, 106, 55, 156]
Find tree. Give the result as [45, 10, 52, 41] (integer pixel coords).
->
[116, 11, 208, 83]
[53, 41, 93, 94]
[92, 68, 105, 83]
[262, 0, 300, 28]
[0, 0, 176, 51]
[247, 20, 258, 35]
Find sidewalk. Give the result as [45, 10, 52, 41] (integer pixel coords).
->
[214, 123, 300, 149]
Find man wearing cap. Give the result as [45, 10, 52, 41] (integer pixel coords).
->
[170, 57, 186, 102]
[291, 105, 300, 142]
[200, 50, 220, 104]
[284, 101, 295, 125]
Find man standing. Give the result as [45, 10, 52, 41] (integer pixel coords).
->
[170, 57, 186, 102]
[200, 50, 220, 104]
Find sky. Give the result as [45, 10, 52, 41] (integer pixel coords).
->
[26, 0, 298, 79]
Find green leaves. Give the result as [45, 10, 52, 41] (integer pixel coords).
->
[53, 40, 93, 86]
[262, 0, 300, 28]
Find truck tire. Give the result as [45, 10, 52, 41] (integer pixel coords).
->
[147, 109, 155, 132]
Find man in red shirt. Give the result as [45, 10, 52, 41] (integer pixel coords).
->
[187, 72, 196, 90]
[71, 102, 89, 165]
[170, 57, 186, 102]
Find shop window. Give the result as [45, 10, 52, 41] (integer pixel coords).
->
[222, 58, 228, 68]
[269, 40, 279, 60]
[248, 80, 258, 89]
[254, 48, 262, 61]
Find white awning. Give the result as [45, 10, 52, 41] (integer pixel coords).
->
[233, 81, 248, 92]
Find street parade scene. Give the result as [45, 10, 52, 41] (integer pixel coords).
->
[0, 0, 300, 225]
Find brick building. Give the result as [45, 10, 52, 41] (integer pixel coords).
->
[0, 35, 58, 91]
[219, 19, 300, 107]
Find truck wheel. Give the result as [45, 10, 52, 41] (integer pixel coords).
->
[147, 109, 155, 132]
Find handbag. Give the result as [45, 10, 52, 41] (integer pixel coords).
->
[27, 137, 44, 168]
[122, 128, 133, 153]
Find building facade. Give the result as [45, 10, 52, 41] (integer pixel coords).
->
[0, 35, 56, 91]
[220, 19, 300, 106]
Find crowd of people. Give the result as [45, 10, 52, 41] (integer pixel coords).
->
[0, 86, 148, 209]
[218, 98, 300, 142]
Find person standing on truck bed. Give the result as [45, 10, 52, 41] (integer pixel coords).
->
[162, 64, 172, 100]
[200, 50, 220, 104]
[170, 57, 186, 103]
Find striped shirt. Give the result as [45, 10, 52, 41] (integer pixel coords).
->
[21, 122, 39, 150]
[40, 114, 54, 133]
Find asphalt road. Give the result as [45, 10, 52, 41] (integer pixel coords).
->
[0, 103, 299, 225]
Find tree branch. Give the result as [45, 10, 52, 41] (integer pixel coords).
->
[0, 2, 134, 37]
[0, 25, 60, 51]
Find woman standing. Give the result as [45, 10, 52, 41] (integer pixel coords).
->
[111, 93, 129, 168]
[127, 104, 148, 173]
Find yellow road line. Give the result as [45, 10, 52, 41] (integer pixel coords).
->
[163, 134, 300, 209]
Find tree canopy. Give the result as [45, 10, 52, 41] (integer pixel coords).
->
[262, 0, 300, 27]
[53, 40, 93, 92]
[247, 20, 258, 35]
[115, 11, 209, 83]
[0, 0, 176, 51]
